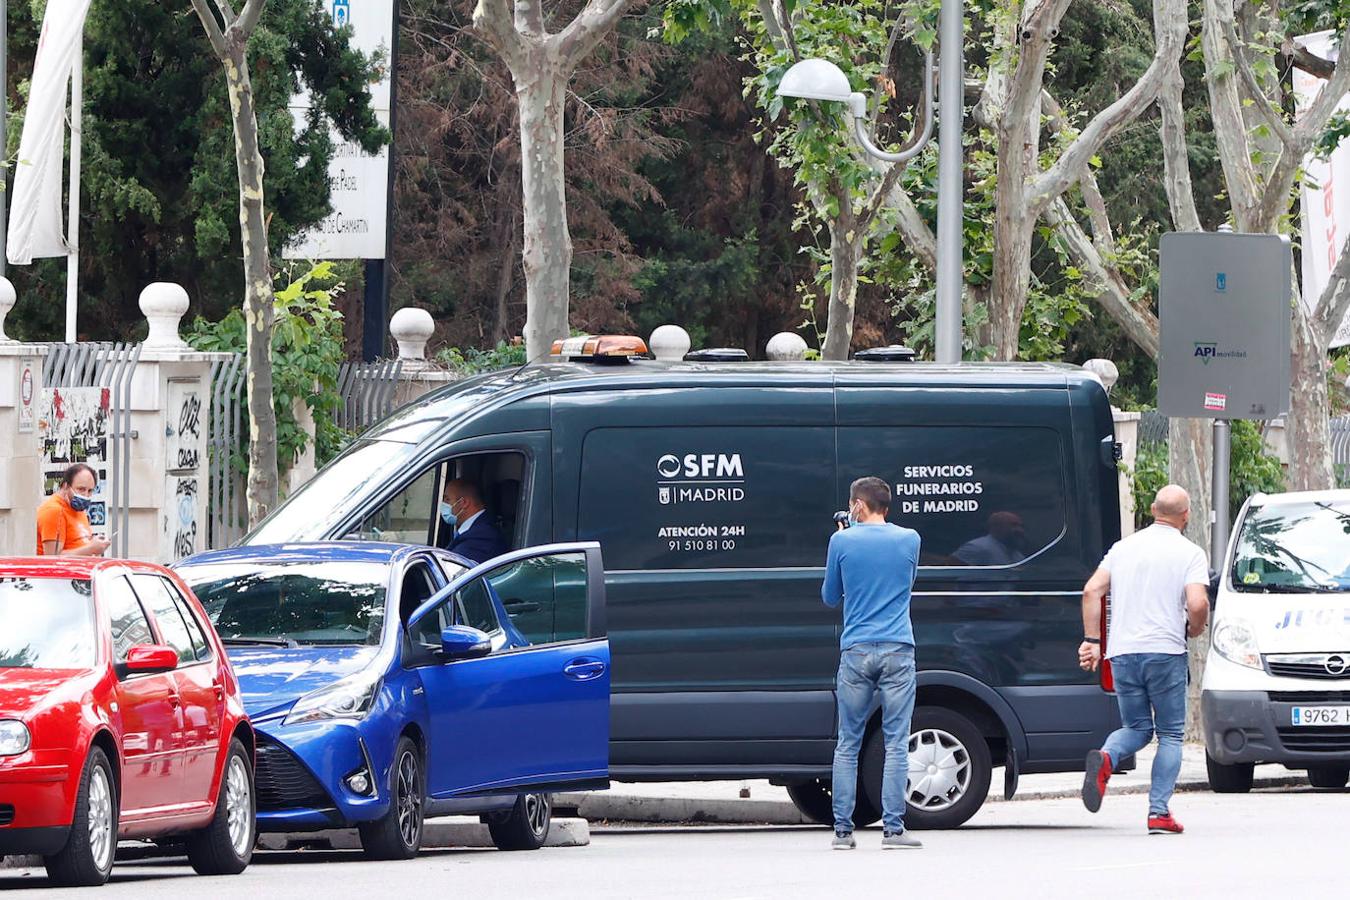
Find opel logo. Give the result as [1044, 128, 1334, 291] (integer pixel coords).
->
[1325, 655, 1348, 676]
[657, 455, 681, 478]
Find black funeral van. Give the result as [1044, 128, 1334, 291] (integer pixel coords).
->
[243, 345, 1123, 828]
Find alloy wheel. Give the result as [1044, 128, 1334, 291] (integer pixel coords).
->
[225, 755, 253, 856]
[88, 765, 115, 873]
[396, 751, 423, 848]
[524, 794, 548, 836]
[907, 727, 972, 811]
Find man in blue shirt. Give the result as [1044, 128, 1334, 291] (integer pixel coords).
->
[822, 476, 922, 850]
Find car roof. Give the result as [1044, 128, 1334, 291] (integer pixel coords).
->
[174, 541, 427, 569]
[0, 557, 171, 579]
[1249, 489, 1350, 507]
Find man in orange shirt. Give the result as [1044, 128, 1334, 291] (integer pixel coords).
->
[36, 463, 111, 557]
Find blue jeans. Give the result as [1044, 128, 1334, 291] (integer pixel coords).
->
[1102, 652, 1187, 816]
[832, 642, 917, 834]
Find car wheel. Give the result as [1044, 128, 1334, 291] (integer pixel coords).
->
[488, 793, 552, 851]
[359, 736, 424, 860]
[785, 778, 880, 828]
[44, 746, 117, 887]
[186, 739, 256, 875]
[1205, 752, 1254, 793]
[862, 706, 992, 831]
[1307, 765, 1349, 789]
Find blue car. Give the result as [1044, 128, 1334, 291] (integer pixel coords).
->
[173, 541, 610, 858]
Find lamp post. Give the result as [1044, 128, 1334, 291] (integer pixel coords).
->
[778, 0, 964, 364]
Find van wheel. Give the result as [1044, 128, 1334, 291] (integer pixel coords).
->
[186, 740, 255, 875]
[1308, 765, 1349, 789]
[358, 737, 424, 860]
[44, 746, 117, 887]
[488, 793, 552, 851]
[785, 779, 879, 827]
[1206, 753, 1254, 793]
[863, 706, 992, 831]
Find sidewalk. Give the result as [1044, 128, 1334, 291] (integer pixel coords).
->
[556, 743, 1305, 826]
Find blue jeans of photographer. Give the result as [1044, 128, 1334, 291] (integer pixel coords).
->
[1101, 652, 1188, 816]
[832, 641, 917, 834]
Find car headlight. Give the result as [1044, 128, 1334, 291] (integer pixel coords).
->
[0, 719, 31, 756]
[283, 670, 383, 727]
[1212, 618, 1262, 670]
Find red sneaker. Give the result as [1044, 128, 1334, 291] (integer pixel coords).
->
[1147, 813, 1184, 835]
[1081, 749, 1112, 813]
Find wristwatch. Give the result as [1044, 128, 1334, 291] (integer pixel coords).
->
[1082, 637, 1101, 645]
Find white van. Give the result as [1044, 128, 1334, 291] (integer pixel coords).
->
[1202, 489, 1350, 792]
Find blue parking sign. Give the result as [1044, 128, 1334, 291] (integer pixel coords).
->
[332, 0, 350, 27]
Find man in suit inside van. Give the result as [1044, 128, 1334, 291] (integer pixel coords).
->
[438, 479, 509, 564]
[822, 476, 923, 851]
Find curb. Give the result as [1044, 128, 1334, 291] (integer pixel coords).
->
[257, 817, 589, 851]
[559, 776, 1307, 827]
[0, 855, 41, 870]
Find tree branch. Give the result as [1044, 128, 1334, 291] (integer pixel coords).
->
[885, 183, 938, 275]
[556, 0, 634, 67]
[190, 0, 230, 58]
[1158, 56, 1201, 232]
[859, 161, 908, 232]
[473, 0, 528, 70]
[1292, 25, 1350, 147]
[1220, 14, 1296, 147]
[1030, 0, 1186, 215]
[1289, 42, 1335, 80]
[1201, 0, 1261, 227]
[516, 0, 546, 38]
[233, 0, 265, 38]
[756, 0, 789, 54]
[1316, 232, 1350, 341]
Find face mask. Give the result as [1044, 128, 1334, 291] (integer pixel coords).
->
[69, 494, 92, 513]
[440, 502, 457, 526]
[847, 503, 859, 526]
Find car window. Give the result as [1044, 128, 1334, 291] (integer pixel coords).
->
[454, 579, 500, 634]
[132, 573, 199, 664]
[103, 575, 155, 664]
[403, 562, 448, 646]
[0, 577, 97, 668]
[350, 466, 440, 544]
[484, 551, 590, 645]
[159, 578, 213, 661]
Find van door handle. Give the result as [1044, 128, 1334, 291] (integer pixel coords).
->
[563, 658, 606, 681]
[503, 599, 542, 615]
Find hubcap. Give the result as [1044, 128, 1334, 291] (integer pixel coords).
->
[88, 765, 114, 872]
[524, 793, 549, 836]
[396, 751, 422, 848]
[225, 755, 253, 856]
[907, 728, 972, 811]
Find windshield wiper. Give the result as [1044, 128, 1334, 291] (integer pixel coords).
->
[1235, 583, 1346, 593]
[220, 636, 300, 648]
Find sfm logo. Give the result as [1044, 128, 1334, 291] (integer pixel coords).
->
[657, 453, 744, 479]
[1194, 342, 1218, 365]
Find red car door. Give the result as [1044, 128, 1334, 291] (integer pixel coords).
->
[132, 574, 224, 806]
[100, 574, 183, 815]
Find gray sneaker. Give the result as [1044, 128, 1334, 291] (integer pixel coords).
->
[882, 831, 923, 849]
[832, 831, 856, 850]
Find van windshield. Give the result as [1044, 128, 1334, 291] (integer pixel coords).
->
[1231, 500, 1350, 593]
[247, 439, 421, 544]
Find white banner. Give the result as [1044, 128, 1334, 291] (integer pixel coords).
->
[1295, 30, 1350, 347]
[7, 0, 90, 265]
[284, 0, 394, 260]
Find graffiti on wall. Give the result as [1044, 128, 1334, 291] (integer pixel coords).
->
[38, 387, 113, 542]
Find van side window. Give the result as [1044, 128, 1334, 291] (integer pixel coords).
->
[577, 427, 835, 570]
[838, 426, 1069, 567]
[350, 466, 441, 544]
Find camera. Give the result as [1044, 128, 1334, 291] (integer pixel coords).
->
[833, 510, 850, 528]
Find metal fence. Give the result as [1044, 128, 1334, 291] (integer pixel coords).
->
[1139, 410, 1169, 446]
[1332, 416, 1350, 471]
[43, 343, 143, 558]
[208, 355, 247, 550]
[335, 359, 403, 433]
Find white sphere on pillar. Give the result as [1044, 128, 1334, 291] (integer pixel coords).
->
[766, 332, 809, 361]
[649, 325, 692, 361]
[0, 277, 15, 343]
[1083, 358, 1119, 395]
[390, 307, 435, 360]
[139, 282, 191, 349]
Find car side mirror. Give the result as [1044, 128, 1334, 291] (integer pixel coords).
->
[124, 645, 179, 674]
[440, 625, 491, 661]
[1208, 570, 1220, 608]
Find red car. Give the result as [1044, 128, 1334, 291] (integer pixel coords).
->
[0, 558, 255, 886]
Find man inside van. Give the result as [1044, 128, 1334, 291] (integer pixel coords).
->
[1078, 484, 1209, 835]
[438, 479, 508, 564]
[822, 476, 922, 851]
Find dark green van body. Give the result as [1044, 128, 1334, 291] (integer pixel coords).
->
[248, 360, 1122, 787]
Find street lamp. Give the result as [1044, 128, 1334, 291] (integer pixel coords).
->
[777, 0, 964, 365]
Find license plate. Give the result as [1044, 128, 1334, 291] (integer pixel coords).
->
[1291, 706, 1350, 726]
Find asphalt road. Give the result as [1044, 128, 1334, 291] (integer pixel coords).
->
[3, 787, 1341, 897]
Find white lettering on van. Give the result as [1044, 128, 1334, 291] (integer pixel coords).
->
[673, 453, 743, 479]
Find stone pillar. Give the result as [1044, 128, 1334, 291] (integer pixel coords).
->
[766, 332, 808, 361]
[1086, 358, 1137, 537]
[649, 325, 691, 361]
[0, 341, 48, 555]
[390, 307, 457, 407]
[127, 285, 233, 563]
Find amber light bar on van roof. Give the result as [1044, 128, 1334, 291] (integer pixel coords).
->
[550, 335, 650, 360]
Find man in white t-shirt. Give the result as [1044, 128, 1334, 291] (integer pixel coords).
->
[1077, 484, 1210, 835]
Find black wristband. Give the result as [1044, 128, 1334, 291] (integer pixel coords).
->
[1082, 637, 1101, 645]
